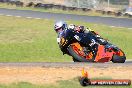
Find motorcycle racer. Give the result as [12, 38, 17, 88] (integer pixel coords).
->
[54, 21, 106, 46]
[54, 21, 126, 63]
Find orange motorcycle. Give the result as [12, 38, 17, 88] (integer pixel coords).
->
[59, 29, 126, 63]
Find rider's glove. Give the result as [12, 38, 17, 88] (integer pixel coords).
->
[68, 24, 75, 30]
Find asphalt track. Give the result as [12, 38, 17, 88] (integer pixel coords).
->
[0, 61, 132, 67]
[0, 8, 132, 65]
[0, 8, 132, 28]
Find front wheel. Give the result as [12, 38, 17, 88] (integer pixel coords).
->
[67, 43, 95, 62]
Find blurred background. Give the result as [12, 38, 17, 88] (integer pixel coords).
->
[0, 0, 132, 17]
[1, 0, 131, 8]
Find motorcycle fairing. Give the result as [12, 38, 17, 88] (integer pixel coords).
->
[94, 45, 114, 62]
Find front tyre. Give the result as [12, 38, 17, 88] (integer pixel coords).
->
[67, 44, 95, 62]
[72, 58, 80, 62]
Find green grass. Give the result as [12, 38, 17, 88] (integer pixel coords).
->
[0, 15, 132, 62]
[0, 78, 131, 88]
[0, 3, 126, 18]
[0, 15, 71, 62]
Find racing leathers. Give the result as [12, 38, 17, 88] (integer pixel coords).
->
[56, 25, 107, 54]
[68, 25, 107, 46]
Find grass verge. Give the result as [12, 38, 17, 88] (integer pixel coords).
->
[0, 78, 131, 88]
[0, 15, 131, 62]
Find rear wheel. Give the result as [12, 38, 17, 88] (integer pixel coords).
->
[67, 43, 95, 62]
[112, 49, 126, 63]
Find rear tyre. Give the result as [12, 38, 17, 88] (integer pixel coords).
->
[112, 55, 126, 63]
[112, 49, 126, 63]
[68, 45, 94, 62]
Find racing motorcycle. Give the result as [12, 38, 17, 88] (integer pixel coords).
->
[58, 29, 126, 63]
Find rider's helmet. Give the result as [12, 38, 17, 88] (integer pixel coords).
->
[54, 21, 67, 33]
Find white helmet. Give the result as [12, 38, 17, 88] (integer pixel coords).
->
[54, 21, 67, 33]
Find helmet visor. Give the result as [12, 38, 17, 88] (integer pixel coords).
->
[56, 27, 62, 33]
